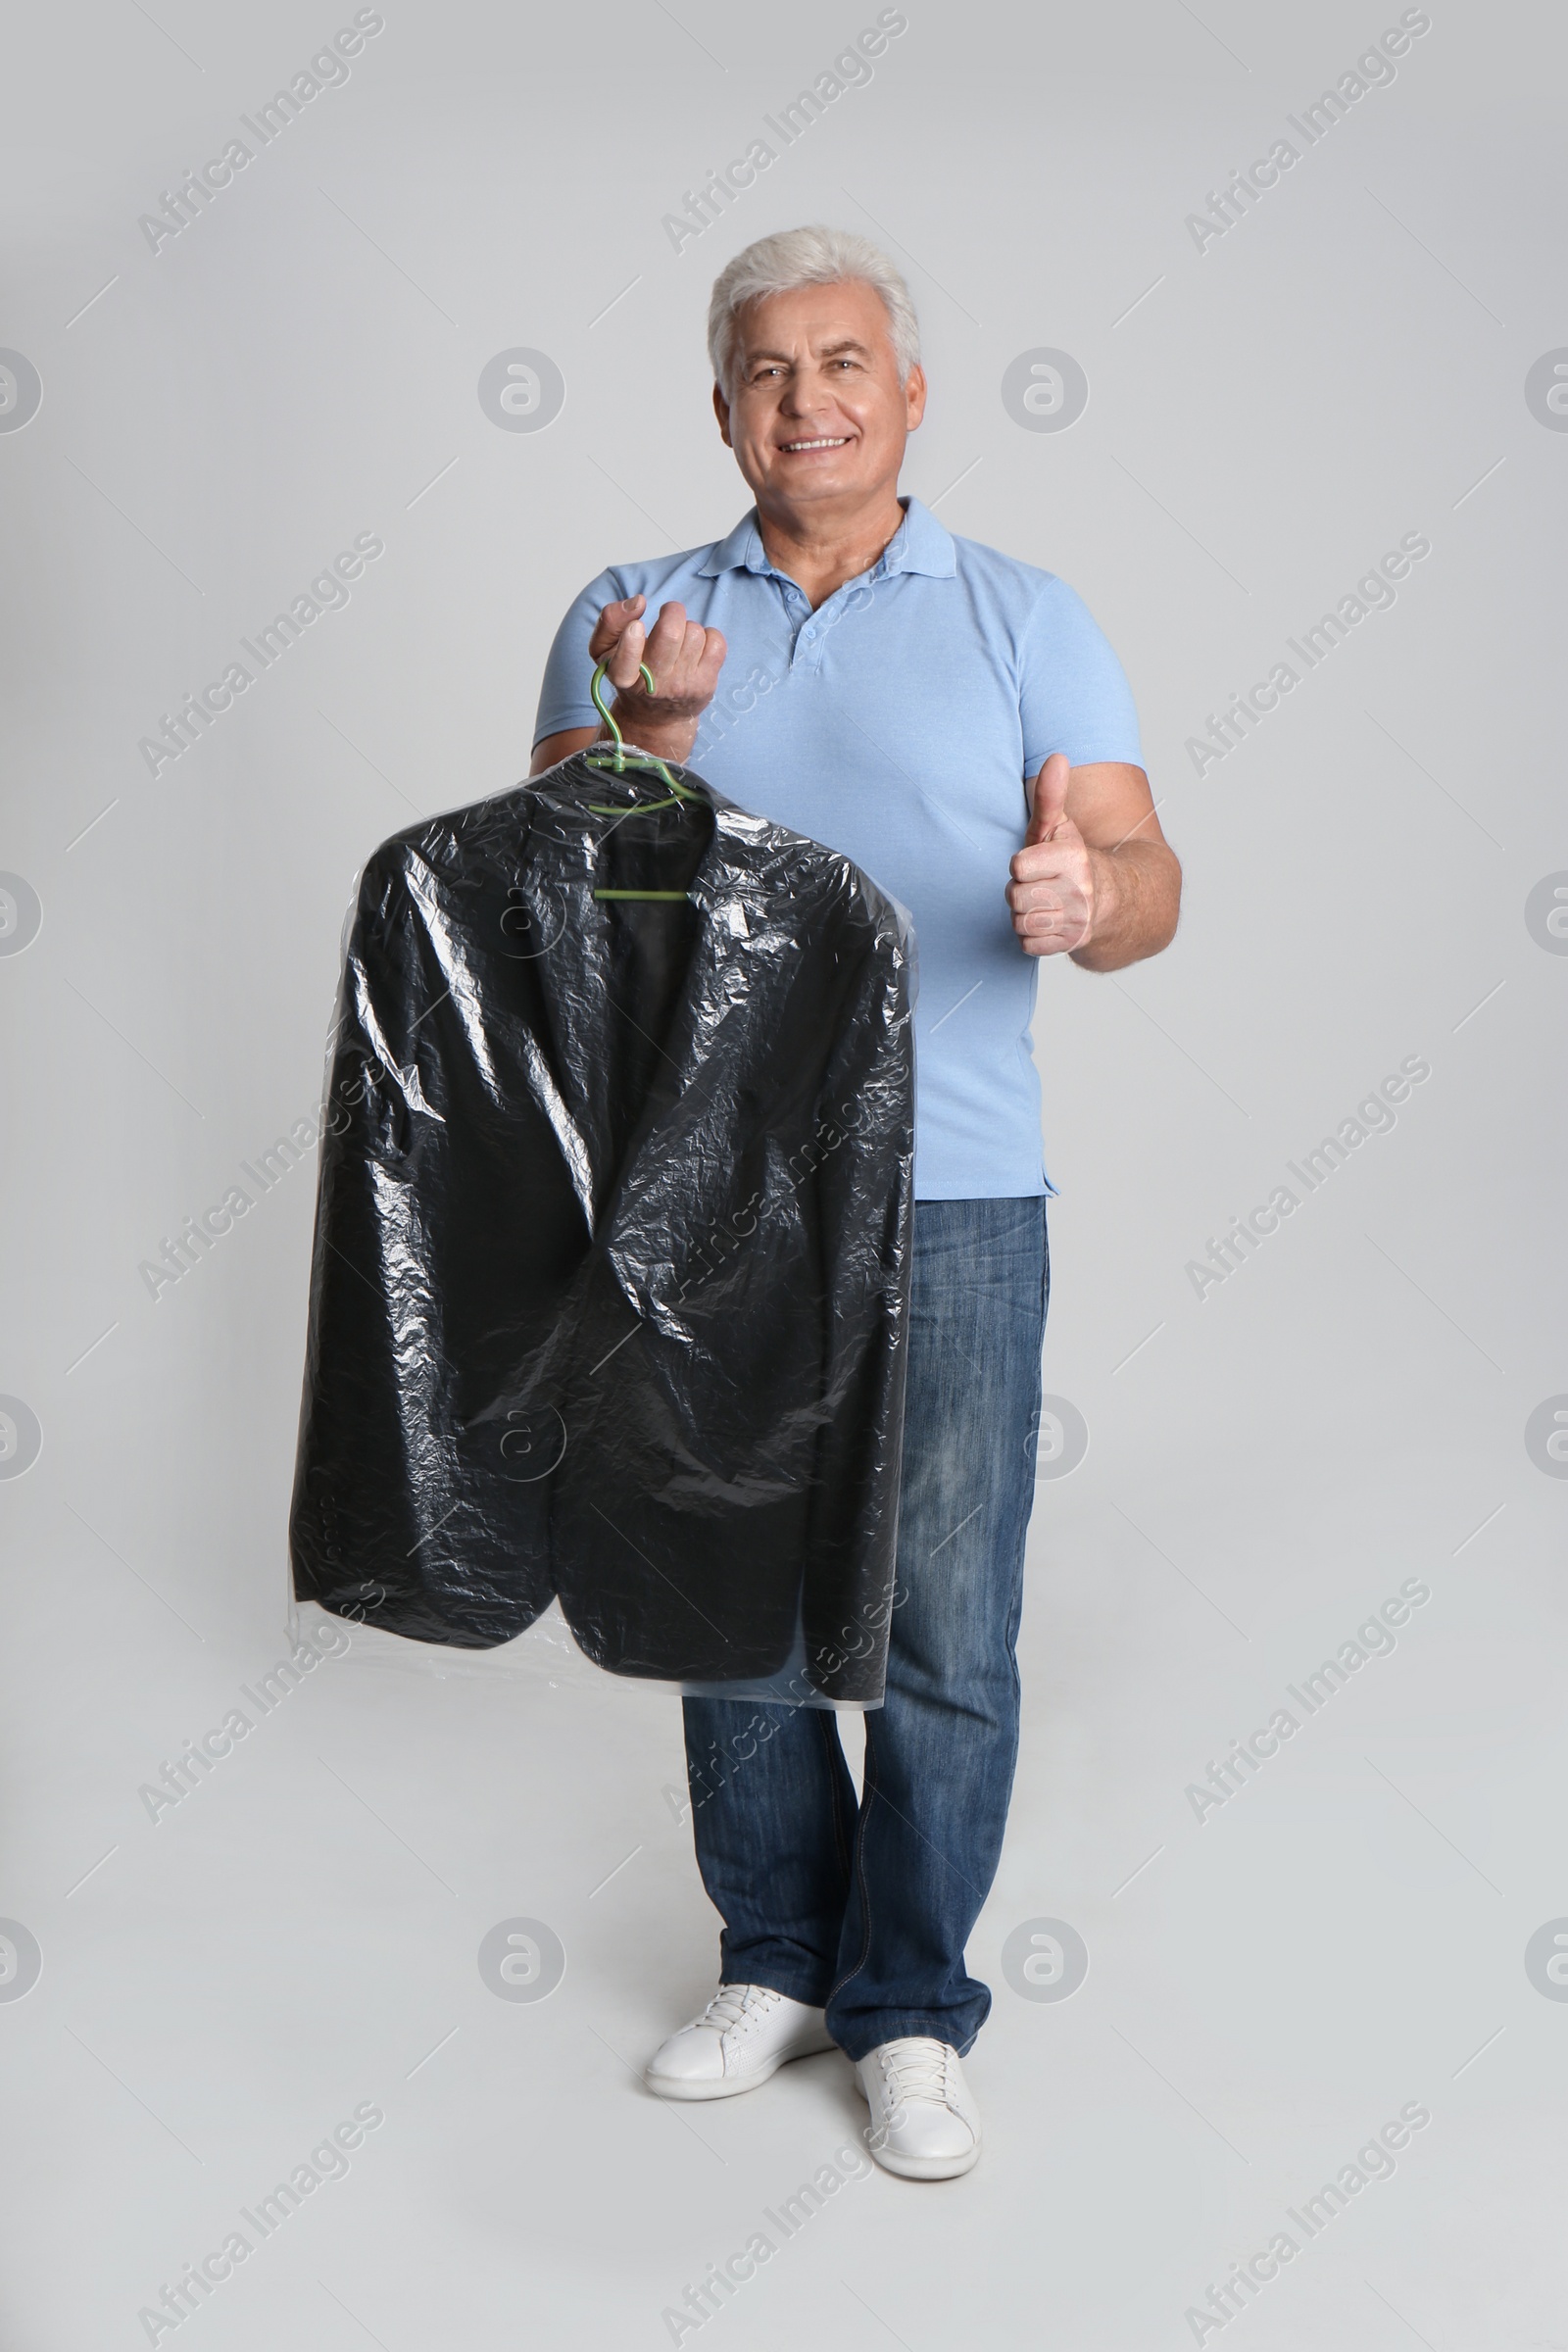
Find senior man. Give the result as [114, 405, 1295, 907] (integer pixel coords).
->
[532, 225, 1180, 2180]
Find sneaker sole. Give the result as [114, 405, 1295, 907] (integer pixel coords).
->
[865, 2137, 982, 2180]
[644, 2036, 837, 2102]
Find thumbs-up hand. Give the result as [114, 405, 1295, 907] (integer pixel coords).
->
[1006, 753, 1098, 956]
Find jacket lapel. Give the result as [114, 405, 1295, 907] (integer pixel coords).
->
[517, 760, 760, 1243]
[603, 802, 795, 1299]
[513, 764, 802, 1286]
[507, 770, 634, 1233]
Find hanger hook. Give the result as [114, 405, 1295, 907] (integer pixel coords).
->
[583, 656, 700, 806]
[590, 658, 655, 774]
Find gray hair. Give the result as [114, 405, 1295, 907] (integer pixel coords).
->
[707, 225, 921, 397]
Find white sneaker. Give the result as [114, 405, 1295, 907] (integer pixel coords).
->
[644, 1984, 836, 2101]
[854, 2036, 982, 2179]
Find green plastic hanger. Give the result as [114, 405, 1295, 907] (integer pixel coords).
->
[583, 658, 703, 902]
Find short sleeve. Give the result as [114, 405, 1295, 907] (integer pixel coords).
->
[532, 566, 622, 748]
[1019, 575, 1144, 775]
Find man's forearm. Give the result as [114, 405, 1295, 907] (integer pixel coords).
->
[1073, 841, 1182, 971]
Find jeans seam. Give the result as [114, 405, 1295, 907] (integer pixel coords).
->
[826, 1741, 878, 2008]
[818, 1708, 855, 1883]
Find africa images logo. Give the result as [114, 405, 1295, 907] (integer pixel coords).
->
[0, 350, 43, 433]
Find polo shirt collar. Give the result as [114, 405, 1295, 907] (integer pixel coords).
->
[696, 495, 956, 581]
[882, 495, 956, 578]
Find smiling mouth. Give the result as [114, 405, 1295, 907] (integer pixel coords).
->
[778, 436, 852, 452]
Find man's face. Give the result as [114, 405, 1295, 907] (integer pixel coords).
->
[713, 279, 925, 514]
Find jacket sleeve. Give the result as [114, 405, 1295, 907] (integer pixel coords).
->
[289, 840, 488, 1631]
[798, 887, 917, 1704]
[290, 829, 569, 1648]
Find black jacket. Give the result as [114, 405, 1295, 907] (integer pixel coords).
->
[288, 752, 915, 1704]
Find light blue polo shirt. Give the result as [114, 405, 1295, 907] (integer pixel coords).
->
[534, 496, 1143, 1200]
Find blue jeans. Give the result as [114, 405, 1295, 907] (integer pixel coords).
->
[682, 1196, 1049, 2062]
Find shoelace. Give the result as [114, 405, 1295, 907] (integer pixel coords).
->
[697, 1983, 778, 2034]
[878, 2037, 956, 2107]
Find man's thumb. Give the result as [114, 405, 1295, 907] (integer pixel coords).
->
[1027, 753, 1071, 844]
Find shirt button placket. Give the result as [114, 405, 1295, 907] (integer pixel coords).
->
[797, 588, 836, 674]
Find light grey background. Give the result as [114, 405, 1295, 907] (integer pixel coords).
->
[2, 1, 1563, 2344]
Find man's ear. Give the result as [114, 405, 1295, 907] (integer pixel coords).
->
[904, 362, 927, 431]
[712, 382, 732, 448]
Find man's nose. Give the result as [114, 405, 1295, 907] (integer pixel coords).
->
[779, 373, 828, 417]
